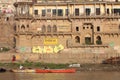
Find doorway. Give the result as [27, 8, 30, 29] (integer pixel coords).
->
[85, 37, 91, 45]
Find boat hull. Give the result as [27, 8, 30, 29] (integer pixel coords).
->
[11, 69, 35, 73]
[36, 68, 76, 73]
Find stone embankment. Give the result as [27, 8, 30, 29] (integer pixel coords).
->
[0, 51, 120, 64]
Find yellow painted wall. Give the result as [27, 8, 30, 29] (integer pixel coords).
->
[44, 38, 58, 45]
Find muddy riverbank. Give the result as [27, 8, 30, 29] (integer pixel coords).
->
[0, 62, 120, 72]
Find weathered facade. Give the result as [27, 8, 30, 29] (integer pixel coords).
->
[0, 0, 15, 49]
[14, 0, 120, 53]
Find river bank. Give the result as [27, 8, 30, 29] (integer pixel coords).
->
[0, 62, 120, 72]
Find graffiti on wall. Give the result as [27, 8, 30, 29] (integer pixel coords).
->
[109, 42, 114, 47]
[32, 44, 64, 53]
[17, 47, 31, 53]
[32, 46, 42, 53]
[54, 44, 64, 53]
[18, 44, 64, 53]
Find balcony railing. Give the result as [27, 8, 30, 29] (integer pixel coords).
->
[14, 31, 74, 35]
[15, 13, 120, 19]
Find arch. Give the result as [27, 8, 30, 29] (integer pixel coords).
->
[42, 25, 46, 32]
[47, 25, 51, 32]
[85, 33, 91, 37]
[96, 36, 101, 40]
[21, 24, 25, 31]
[21, 24, 25, 29]
[53, 25, 57, 32]
[96, 35, 102, 45]
[75, 36, 80, 43]
[85, 33, 91, 45]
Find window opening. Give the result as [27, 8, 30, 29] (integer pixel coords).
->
[76, 26, 79, 31]
[75, 36, 80, 43]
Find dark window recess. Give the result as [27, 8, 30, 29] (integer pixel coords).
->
[107, 8, 109, 14]
[42, 10, 46, 16]
[113, 9, 120, 15]
[83, 27, 85, 29]
[52, 9, 56, 16]
[91, 26, 93, 29]
[65, 9, 69, 16]
[97, 26, 100, 31]
[86, 8, 91, 16]
[34, 10, 38, 15]
[58, 9, 63, 16]
[6, 17, 9, 21]
[75, 36, 80, 43]
[96, 8, 100, 15]
[27, 25, 29, 29]
[96, 36, 102, 45]
[85, 37, 91, 45]
[75, 8, 79, 16]
[76, 26, 79, 31]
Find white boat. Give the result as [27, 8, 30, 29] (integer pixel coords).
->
[11, 69, 35, 73]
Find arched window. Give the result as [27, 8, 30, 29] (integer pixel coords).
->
[42, 25, 46, 32]
[75, 36, 80, 43]
[96, 36, 102, 45]
[21, 25, 25, 29]
[47, 25, 51, 32]
[53, 25, 57, 32]
[96, 36, 101, 40]
[21, 24, 25, 31]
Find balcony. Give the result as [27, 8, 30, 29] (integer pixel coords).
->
[14, 13, 120, 20]
[14, 31, 74, 36]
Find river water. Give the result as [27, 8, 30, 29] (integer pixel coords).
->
[0, 71, 120, 80]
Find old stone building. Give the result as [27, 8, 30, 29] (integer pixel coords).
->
[13, 0, 120, 53]
[0, 0, 15, 49]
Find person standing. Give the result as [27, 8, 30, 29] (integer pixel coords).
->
[12, 55, 16, 63]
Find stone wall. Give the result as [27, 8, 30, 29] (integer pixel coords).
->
[0, 48, 120, 64]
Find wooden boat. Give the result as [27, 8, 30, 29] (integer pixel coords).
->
[0, 68, 6, 72]
[11, 69, 35, 73]
[102, 57, 120, 64]
[36, 68, 76, 73]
